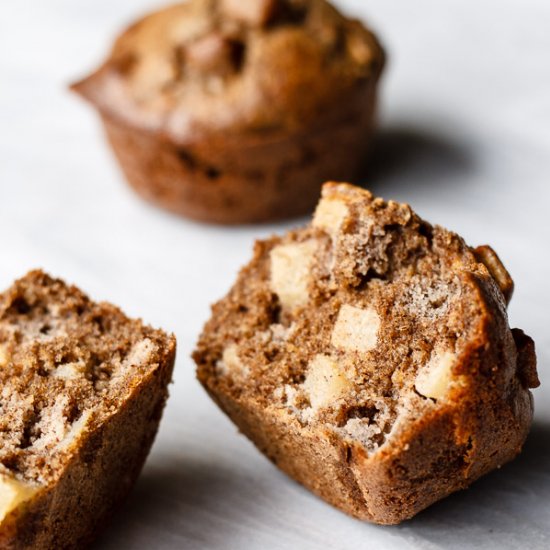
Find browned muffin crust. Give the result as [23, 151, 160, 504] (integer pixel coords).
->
[71, 0, 385, 223]
[194, 182, 539, 524]
[0, 271, 176, 548]
[72, 0, 384, 143]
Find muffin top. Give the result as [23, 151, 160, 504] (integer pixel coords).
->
[72, 0, 385, 145]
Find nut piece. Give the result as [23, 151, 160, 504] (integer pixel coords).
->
[0, 344, 9, 367]
[216, 344, 248, 377]
[313, 197, 349, 234]
[331, 304, 380, 353]
[0, 474, 39, 522]
[473, 245, 514, 305]
[220, 0, 278, 27]
[186, 32, 243, 76]
[302, 354, 351, 410]
[512, 328, 540, 389]
[415, 350, 460, 400]
[270, 240, 318, 311]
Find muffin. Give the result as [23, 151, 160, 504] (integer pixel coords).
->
[194, 182, 539, 524]
[71, 0, 385, 224]
[0, 271, 176, 548]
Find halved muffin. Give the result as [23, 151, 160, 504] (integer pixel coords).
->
[194, 182, 539, 523]
[71, 0, 385, 223]
[0, 271, 175, 548]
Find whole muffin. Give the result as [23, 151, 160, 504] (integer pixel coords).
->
[194, 182, 539, 523]
[71, 0, 385, 224]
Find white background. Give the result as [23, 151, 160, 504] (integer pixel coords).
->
[1, 1, 549, 548]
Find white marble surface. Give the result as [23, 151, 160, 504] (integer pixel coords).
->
[1, 1, 549, 548]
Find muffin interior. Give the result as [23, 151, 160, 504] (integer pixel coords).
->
[0, 271, 167, 498]
[195, 184, 496, 454]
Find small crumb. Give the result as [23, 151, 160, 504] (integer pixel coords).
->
[53, 361, 86, 380]
[216, 344, 248, 377]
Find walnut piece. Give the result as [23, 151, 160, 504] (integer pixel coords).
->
[474, 245, 514, 305]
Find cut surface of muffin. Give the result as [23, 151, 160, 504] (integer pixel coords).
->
[0, 271, 176, 548]
[71, 0, 385, 223]
[194, 182, 539, 523]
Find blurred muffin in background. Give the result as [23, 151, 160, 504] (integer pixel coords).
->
[72, 0, 385, 224]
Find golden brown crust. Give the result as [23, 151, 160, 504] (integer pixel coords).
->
[194, 183, 538, 523]
[71, 0, 385, 223]
[71, 0, 384, 143]
[0, 271, 176, 548]
[100, 82, 376, 223]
